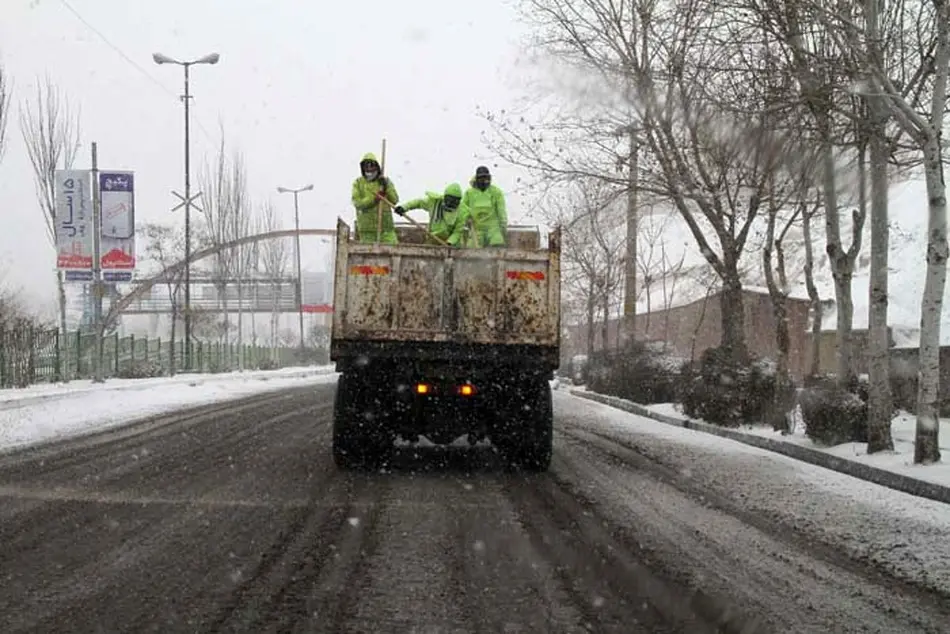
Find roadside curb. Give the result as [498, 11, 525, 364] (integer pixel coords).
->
[0, 367, 337, 411]
[568, 388, 950, 506]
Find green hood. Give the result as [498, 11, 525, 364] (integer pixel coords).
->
[360, 152, 380, 171]
[443, 182, 462, 198]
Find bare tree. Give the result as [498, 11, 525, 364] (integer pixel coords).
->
[0, 281, 54, 387]
[0, 60, 10, 164]
[796, 0, 949, 460]
[800, 196, 824, 378]
[859, 0, 896, 453]
[228, 151, 252, 369]
[19, 76, 81, 341]
[636, 209, 669, 337]
[853, 0, 949, 464]
[258, 199, 288, 355]
[548, 181, 625, 357]
[485, 0, 814, 363]
[198, 136, 249, 348]
[142, 223, 185, 375]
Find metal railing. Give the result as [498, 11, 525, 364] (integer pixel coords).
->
[0, 326, 308, 388]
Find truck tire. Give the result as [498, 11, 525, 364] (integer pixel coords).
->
[332, 372, 389, 470]
[498, 378, 553, 472]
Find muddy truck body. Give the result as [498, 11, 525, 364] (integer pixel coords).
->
[329, 219, 561, 471]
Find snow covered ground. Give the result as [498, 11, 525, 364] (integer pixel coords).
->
[559, 392, 950, 595]
[645, 401, 950, 488]
[0, 366, 339, 453]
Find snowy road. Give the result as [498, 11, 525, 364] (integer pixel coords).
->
[0, 385, 948, 633]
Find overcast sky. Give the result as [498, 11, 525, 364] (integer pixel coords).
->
[0, 0, 537, 312]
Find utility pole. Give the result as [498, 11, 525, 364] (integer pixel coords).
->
[277, 184, 314, 354]
[621, 124, 639, 346]
[91, 141, 104, 383]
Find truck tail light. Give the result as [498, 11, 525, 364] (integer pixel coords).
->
[458, 384, 476, 397]
[415, 383, 431, 395]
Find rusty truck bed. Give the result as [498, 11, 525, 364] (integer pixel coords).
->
[330, 219, 561, 359]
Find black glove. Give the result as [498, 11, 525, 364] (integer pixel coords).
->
[394, 206, 406, 216]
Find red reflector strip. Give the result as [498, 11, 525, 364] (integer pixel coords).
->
[506, 270, 545, 281]
[350, 265, 391, 276]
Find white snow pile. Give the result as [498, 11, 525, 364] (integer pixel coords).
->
[646, 401, 950, 489]
[0, 366, 339, 453]
[559, 392, 950, 594]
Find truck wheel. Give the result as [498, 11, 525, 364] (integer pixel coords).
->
[332, 373, 389, 470]
[498, 378, 553, 472]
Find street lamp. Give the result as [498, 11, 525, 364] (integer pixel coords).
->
[277, 184, 314, 353]
[153, 51, 220, 372]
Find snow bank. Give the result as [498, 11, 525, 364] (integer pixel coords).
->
[0, 366, 339, 453]
[645, 402, 950, 489]
[0, 365, 332, 406]
[559, 392, 950, 594]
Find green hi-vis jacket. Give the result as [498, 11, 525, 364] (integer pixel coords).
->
[402, 183, 468, 245]
[459, 179, 507, 247]
[351, 151, 399, 244]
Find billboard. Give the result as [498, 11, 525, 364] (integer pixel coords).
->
[54, 170, 94, 272]
[99, 171, 135, 281]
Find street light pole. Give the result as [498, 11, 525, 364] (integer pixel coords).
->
[153, 51, 220, 372]
[277, 184, 314, 353]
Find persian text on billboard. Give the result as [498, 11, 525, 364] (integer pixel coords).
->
[55, 170, 94, 270]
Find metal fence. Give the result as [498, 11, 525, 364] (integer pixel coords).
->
[0, 326, 309, 388]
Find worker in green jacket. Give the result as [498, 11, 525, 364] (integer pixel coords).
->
[394, 183, 468, 246]
[460, 165, 507, 247]
[351, 152, 399, 244]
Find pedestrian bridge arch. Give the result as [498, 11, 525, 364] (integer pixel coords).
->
[105, 228, 337, 327]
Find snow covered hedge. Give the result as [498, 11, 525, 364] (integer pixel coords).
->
[680, 347, 785, 428]
[587, 340, 686, 405]
[798, 375, 869, 446]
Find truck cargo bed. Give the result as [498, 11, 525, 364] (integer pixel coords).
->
[330, 219, 561, 364]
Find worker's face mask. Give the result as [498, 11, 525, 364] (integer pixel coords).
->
[474, 176, 490, 190]
[361, 162, 379, 180]
[443, 195, 461, 210]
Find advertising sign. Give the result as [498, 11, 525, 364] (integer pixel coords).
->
[99, 171, 136, 280]
[54, 169, 94, 272]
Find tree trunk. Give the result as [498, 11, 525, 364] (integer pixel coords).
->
[586, 279, 596, 361]
[866, 60, 894, 453]
[271, 282, 281, 362]
[644, 280, 652, 339]
[601, 286, 610, 353]
[221, 290, 230, 347]
[237, 280, 245, 371]
[820, 125, 858, 388]
[802, 208, 822, 377]
[915, 134, 947, 465]
[251, 281, 259, 346]
[719, 273, 747, 362]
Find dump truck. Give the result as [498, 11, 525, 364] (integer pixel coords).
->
[330, 218, 561, 471]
